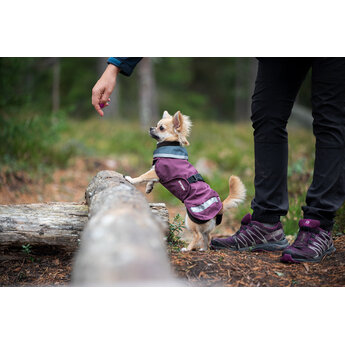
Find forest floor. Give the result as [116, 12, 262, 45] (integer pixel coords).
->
[1, 236, 344, 287]
[1, 157, 345, 287]
[169, 235, 345, 287]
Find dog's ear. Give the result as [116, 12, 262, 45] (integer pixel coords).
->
[162, 110, 171, 119]
[173, 111, 183, 131]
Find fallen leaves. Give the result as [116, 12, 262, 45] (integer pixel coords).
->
[302, 262, 310, 273]
[0, 248, 73, 287]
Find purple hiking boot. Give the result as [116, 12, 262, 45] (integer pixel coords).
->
[210, 214, 289, 251]
[280, 219, 336, 263]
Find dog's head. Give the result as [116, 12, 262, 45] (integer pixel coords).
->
[149, 110, 192, 146]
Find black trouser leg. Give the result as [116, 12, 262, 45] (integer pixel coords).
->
[251, 58, 311, 223]
[301, 58, 345, 230]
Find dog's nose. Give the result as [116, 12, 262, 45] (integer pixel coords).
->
[150, 127, 154, 131]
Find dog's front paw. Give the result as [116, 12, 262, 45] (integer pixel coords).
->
[145, 181, 154, 194]
[124, 176, 135, 184]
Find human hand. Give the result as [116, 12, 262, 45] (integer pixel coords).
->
[92, 64, 120, 117]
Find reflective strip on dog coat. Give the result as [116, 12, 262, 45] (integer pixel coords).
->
[153, 143, 222, 222]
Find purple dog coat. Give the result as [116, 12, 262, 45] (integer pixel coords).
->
[153, 142, 223, 223]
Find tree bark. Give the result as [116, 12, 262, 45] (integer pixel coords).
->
[248, 57, 258, 117]
[234, 57, 248, 121]
[234, 57, 257, 122]
[0, 202, 169, 248]
[138, 57, 158, 129]
[72, 170, 178, 286]
[0, 202, 88, 248]
[291, 103, 313, 128]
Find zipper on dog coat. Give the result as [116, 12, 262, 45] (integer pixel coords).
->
[153, 142, 223, 224]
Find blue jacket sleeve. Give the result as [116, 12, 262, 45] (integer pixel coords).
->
[107, 57, 142, 76]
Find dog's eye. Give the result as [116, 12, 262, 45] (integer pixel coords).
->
[159, 125, 164, 131]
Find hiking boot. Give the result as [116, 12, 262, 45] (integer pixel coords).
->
[210, 213, 289, 251]
[280, 219, 336, 263]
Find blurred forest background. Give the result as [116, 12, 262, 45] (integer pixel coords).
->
[0, 57, 314, 123]
[1, 57, 344, 234]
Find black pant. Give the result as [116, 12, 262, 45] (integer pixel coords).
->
[251, 58, 345, 230]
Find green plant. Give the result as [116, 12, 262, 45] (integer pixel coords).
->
[288, 158, 306, 177]
[282, 194, 305, 235]
[167, 214, 186, 250]
[21, 244, 34, 262]
[21, 243, 31, 255]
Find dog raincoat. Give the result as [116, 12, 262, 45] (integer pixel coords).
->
[153, 142, 223, 223]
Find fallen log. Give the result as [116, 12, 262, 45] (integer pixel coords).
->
[149, 203, 169, 229]
[0, 202, 88, 249]
[0, 202, 169, 248]
[72, 170, 179, 286]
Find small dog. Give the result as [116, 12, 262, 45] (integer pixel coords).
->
[125, 110, 246, 251]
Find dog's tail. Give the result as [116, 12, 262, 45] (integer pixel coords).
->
[222, 176, 246, 211]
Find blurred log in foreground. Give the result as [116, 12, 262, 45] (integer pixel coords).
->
[72, 170, 179, 286]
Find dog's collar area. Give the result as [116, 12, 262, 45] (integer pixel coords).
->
[156, 141, 181, 148]
[153, 145, 188, 160]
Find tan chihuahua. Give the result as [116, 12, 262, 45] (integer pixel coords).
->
[125, 110, 246, 251]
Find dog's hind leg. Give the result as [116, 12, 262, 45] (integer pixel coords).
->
[199, 219, 216, 251]
[200, 232, 211, 251]
[181, 214, 202, 252]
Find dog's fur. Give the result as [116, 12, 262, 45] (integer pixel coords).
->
[125, 110, 246, 251]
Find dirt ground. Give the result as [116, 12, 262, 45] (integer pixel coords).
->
[1, 157, 345, 287]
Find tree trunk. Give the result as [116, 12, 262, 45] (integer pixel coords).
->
[0, 202, 169, 248]
[52, 57, 60, 113]
[291, 103, 313, 128]
[248, 57, 258, 118]
[72, 170, 178, 286]
[234, 57, 257, 122]
[234, 57, 248, 121]
[138, 57, 158, 129]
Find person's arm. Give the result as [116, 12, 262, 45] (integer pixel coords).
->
[92, 57, 142, 117]
[107, 57, 142, 76]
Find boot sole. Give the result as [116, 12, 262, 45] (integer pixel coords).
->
[280, 246, 336, 263]
[210, 238, 289, 252]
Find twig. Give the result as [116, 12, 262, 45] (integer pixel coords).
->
[15, 258, 26, 282]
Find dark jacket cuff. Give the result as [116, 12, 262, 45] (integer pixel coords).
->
[107, 57, 142, 76]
